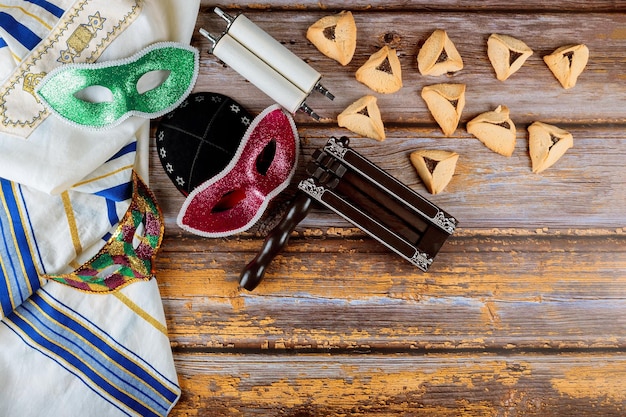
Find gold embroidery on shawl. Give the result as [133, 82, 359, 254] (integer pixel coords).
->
[59, 12, 106, 64]
[22, 73, 46, 99]
[0, 0, 144, 138]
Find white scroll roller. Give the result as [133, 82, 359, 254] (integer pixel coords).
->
[199, 8, 334, 120]
[206, 32, 308, 115]
[215, 7, 333, 100]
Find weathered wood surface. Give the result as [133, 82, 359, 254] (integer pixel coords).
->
[172, 353, 626, 416]
[210, 0, 626, 11]
[154, 2, 626, 416]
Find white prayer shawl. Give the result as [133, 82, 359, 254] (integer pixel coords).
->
[0, 1, 200, 415]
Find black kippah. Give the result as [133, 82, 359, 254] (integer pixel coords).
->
[156, 92, 253, 195]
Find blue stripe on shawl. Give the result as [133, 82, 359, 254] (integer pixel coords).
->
[105, 199, 119, 227]
[5, 291, 180, 416]
[95, 183, 132, 203]
[24, 0, 65, 18]
[38, 289, 181, 402]
[1, 320, 132, 416]
[9, 309, 152, 415]
[0, 12, 42, 50]
[107, 142, 137, 163]
[0, 179, 41, 317]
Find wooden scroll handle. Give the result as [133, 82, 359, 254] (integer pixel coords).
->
[239, 192, 313, 291]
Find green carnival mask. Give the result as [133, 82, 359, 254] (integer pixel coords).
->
[36, 42, 199, 129]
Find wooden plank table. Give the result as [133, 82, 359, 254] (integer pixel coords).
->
[153, 2, 626, 415]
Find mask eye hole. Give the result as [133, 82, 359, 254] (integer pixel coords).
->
[136, 70, 172, 94]
[212, 189, 246, 213]
[256, 139, 276, 176]
[73, 85, 114, 103]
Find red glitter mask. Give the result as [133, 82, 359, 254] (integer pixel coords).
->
[177, 105, 299, 237]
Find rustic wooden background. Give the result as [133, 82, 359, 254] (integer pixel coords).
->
[152, 1, 626, 415]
